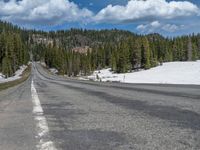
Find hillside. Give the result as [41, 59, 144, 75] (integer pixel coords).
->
[31, 29, 200, 77]
[1, 21, 200, 78]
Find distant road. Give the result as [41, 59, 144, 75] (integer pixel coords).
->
[0, 62, 200, 150]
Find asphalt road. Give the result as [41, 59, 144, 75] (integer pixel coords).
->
[0, 63, 200, 150]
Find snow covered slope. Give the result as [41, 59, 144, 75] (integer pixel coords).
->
[0, 65, 27, 83]
[87, 61, 200, 85]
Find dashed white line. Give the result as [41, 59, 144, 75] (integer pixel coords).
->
[31, 80, 57, 150]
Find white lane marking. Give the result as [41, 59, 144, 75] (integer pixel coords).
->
[31, 80, 57, 150]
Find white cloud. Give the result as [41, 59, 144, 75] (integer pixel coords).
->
[94, 0, 200, 23]
[137, 24, 147, 31]
[162, 24, 185, 32]
[137, 21, 185, 33]
[0, 0, 199, 34]
[0, 0, 93, 25]
[150, 21, 161, 28]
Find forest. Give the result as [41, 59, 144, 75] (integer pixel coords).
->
[0, 21, 29, 78]
[0, 21, 200, 77]
[31, 29, 200, 76]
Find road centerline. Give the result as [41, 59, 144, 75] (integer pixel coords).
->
[31, 80, 57, 150]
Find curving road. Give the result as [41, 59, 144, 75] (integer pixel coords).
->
[0, 62, 200, 150]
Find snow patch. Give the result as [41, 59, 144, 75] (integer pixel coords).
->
[86, 61, 200, 85]
[0, 73, 5, 79]
[0, 65, 27, 83]
[78, 77, 90, 81]
[49, 68, 58, 74]
[40, 62, 47, 67]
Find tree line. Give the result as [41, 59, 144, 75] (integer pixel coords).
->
[31, 30, 200, 76]
[0, 21, 29, 78]
[0, 21, 200, 77]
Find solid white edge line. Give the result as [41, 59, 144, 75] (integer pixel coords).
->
[31, 80, 57, 150]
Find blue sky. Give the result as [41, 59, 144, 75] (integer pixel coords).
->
[0, 0, 200, 36]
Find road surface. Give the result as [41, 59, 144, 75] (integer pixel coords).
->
[0, 63, 200, 150]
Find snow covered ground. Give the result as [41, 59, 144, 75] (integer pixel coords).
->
[86, 61, 200, 85]
[0, 65, 27, 83]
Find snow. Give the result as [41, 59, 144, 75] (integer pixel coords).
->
[0, 65, 27, 83]
[40, 61, 46, 67]
[87, 61, 200, 85]
[49, 68, 58, 74]
[78, 77, 89, 81]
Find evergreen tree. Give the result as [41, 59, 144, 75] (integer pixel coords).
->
[187, 37, 193, 61]
[141, 37, 151, 69]
[2, 57, 13, 78]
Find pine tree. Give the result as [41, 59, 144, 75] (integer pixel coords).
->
[141, 37, 151, 69]
[2, 57, 13, 78]
[192, 43, 198, 61]
[131, 38, 141, 70]
[187, 37, 193, 61]
[111, 52, 117, 72]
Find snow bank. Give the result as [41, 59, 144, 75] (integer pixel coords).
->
[87, 61, 200, 85]
[0, 65, 27, 83]
[0, 73, 5, 79]
[49, 68, 58, 74]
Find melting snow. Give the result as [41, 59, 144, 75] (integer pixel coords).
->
[87, 61, 200, 85]
[0, 65, 27, 83]
[49, 68, 58, 74]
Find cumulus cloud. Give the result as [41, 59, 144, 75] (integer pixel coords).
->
[94, 0, 200, 23]
[0, 0, 199, 34]
[150, 21, 161, 28]
[162, 24, 185, 32]
[0, 0, 93, 25]
[137, 21, 185, 33]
